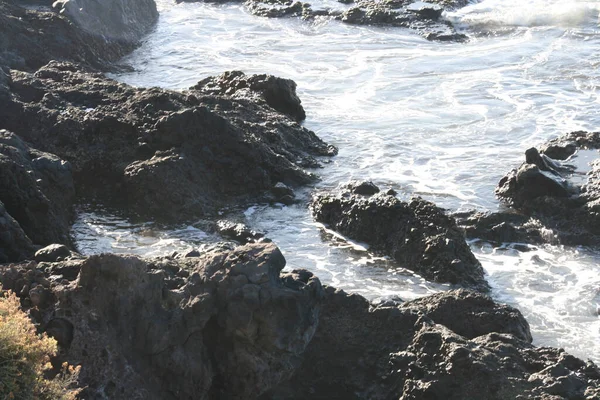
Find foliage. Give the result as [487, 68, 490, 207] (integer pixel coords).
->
[0, 289, 80, 400]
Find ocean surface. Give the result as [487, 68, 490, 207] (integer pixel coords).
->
[73, 0, 600, 362]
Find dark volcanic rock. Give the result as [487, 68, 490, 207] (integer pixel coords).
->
[400, 289, 532, 342]
[4, 245, 599, 399]
[0, 61, 336, 222]
[0, 200, 35, 263]
[311, 183, 489, 291]
[339, 0, 468, 41]
[53, 0, 158, 46]
[454, 210, 547, 246]
[34, 243, 73, 262]
[177, 0, 467, 41]
[265, 287, 599, 400]
[488, 131, 600, 247]
[0, 242, 323, 399]
[0, 0, 157, 71]
[216, 219, 265, 243]
[0, 130, 74, 253]
[191, 70, 307, 122]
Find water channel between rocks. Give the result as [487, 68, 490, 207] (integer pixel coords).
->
[73, 0, 600, 362]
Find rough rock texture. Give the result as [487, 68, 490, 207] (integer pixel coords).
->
[0, 130, 74, 257]
[178, 0, 468, 41]
[311, 182, 489, 291]
[339, 0, 467, 41]
[487, 131, 600, 247]
[454, 210, 548, 246]
[264, 287, 600, 400]
[4, 246, 599, 399]
[192, 70, 307, 122]
[0, 200, 35, 263]
[0, 61, 336, 222]
[0, 242, 323, 399]
[53, 0, 158, 45]
[0, 0, 157, 71]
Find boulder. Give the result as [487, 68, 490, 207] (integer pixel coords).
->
[34, 243, 72, 262]
[0, 130, 74, 254]
[311, 182, 489, 291]
[0, 61, 336, 222]
[0, 0, 157, 71]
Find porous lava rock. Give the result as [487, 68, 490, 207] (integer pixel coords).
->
[311, 182, 489, 291]
[0, 242, 323, 399]
[0, 61, 336, 222]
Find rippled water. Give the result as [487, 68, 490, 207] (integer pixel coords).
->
[75, 0, 600, 361]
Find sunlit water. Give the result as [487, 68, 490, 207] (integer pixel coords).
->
[73, 0, 600, 361]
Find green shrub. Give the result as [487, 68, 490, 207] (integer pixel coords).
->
[0, 289, 80, 400]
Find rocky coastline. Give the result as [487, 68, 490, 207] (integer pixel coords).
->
[1, 0, 600, 399]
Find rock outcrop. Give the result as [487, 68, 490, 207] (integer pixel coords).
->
[0, 242, 323, 399]
[462, 131, 600, 247]
[0, 130, 74, 261]
[0, 61, 336, 222]
[264, 286, 600, 400]
[311, 182, 489, 291]
[0, 0, 158, 71]
[4, 244, 599, 399]
[178, 0, 468, 41]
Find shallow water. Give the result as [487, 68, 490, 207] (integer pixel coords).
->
[76, 0, 600, 361]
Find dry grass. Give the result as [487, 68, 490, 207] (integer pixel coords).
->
[0, 289, 81, 400]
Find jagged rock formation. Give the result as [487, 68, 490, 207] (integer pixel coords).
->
[0, 61, 336, 222]
[3, 244, 599, 399]
[460, 131, 600, 247]
[311, 181, 489, 291]
[0, 130, 74, 261]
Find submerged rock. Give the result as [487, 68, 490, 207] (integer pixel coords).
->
[0, 130, 74, 259]
[311, 182, 489, 291]
[0, 61, 336, 222]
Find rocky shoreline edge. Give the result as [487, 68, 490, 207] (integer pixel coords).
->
[2, 0, 600, 399]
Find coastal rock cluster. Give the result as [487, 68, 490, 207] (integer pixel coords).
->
[3, 246, 600, 399]
[2, 0, 600, 399]
[457, 131, 600, 247]
[178, 0, 468, 41]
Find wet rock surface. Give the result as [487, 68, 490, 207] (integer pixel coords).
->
[263, 287, 600, 400]
[0, 0, 158, 71]
[0, 130, 74, 260]
[4, 246, 599, 400]
[311, 182, 489, 291]
[0, 61, 336, 222]
[0, 242, 323, 399]
[339, 0, 468, 41]
[179, 0, 468, 41]
[468, 131, 600, 247]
